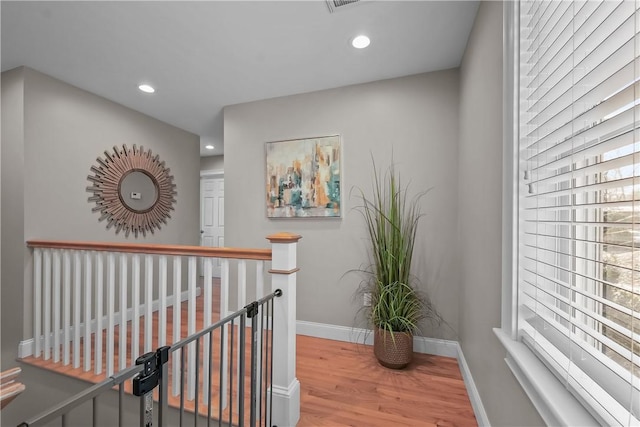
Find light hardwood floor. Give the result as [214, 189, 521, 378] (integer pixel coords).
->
[297, 335, 477, 427]
[21, 292, 477, 426]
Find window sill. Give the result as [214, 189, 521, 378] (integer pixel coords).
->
[493, 328, 599, 427]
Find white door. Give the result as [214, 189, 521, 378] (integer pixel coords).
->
[201, 177, 224, 277]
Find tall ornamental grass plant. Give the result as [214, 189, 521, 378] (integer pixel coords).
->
[355, 160, 434, 337]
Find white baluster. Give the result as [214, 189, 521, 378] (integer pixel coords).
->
[255, 260, 265, 413]
[159, 256, 167, 347]
[172, 256, 182, 397]
[202, 257, 213, 403]
[84, 252, 92, 372]
[204, 259, 213, 327]
[220, 258, 229, 410]
[172, 256, 182, 336]
[119, 253, 128, 370]
[144, 255, 153, 353]
[43, 250, 52, 361]
[238, 259, 246, 309]
[107, 253, 115, 376]
[256, 260, 265, 300]
[63, 251, 71, 365]
[187, 256, 196, 401]
[235, 259, 246, 404]
[33, 248, 42, 358]
[202, 258, 213, 328]
[221, 259, 229, 319]
[132, 254, 141, 362]
[95, 253, 103, 375]
[73, 251, 81, 369]
[52, 251, 61, 363]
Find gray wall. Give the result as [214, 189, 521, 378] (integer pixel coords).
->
[224, 71, 460, 338]
[458, 2, 543, 425]
[1, 67, 200, 422]
[1, 67, 26, 371]
[200, 154, 224, 172]
[21, 68, 200, 244]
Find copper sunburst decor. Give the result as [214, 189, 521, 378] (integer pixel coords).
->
[87, 145, 177, 237]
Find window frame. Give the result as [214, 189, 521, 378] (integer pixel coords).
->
[495, 1, 605, 425]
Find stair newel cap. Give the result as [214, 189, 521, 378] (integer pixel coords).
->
[266, 233, 302, 244]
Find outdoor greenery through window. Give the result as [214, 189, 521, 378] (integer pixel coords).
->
[602, 144, 640, 376]
[518, 1, 640, 424]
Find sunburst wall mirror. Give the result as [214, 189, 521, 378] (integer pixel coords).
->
[87, 145, 177, 237]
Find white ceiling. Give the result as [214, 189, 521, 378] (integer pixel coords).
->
[1, 1, 479, 157]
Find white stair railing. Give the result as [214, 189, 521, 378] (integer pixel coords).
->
[24, 234, 301, 426]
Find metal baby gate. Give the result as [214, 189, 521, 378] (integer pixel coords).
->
[18, 289, 282, 427]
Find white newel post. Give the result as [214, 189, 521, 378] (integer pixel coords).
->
[267, 233, 301, 427]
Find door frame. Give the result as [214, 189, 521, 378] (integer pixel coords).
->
[200, 169, 224, 276]
[200, 169, 224, 238]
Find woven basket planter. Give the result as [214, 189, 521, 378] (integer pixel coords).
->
[373, 327, 413, 369]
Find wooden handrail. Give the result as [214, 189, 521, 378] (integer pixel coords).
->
[266, 232, 302, 244]
[26, 240, 272, 261]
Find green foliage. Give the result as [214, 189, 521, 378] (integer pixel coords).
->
[372, 281, 424, 334]
[355, 159, 429, 335]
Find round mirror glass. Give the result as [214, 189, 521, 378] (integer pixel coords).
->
[119, 170, 158, 212]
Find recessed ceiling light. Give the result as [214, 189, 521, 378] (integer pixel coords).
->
[205, 145, 214, 150]
[138, 84, 155, 93]
[351, 35, 370, 49]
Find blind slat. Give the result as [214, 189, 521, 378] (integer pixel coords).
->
[524, 81, 636, 158]
[528, 126, 636, 175]
[524, 1, 603, 83]
[523, 244, 640, 277]
[527, 174, 636, 199]
[525, 1, 629, 109]
[523, 230, 640, 251]
[527, 149, 638, 188]
[522, 255, 639, 299]
[520, 285, 640, 362]
[521, 268, 640, 321]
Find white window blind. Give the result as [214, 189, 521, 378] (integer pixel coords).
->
[518, 1, 640, 425]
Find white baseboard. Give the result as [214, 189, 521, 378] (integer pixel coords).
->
[296, 320, 489, 425]
[296, 320, 458, 358]
[296, 320, 373, 345]
[455, 342, 491, 426]
[414, 335, 459, 358]
[18, 339, 33, 359]
[18, 287, 201, 358]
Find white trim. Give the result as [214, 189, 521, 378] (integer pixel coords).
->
[296, 320, 371, 344]
[268, 379, 301, 427]
[415, 335, 458, 359]
[200, 169, 224, 179]
[456, 341, 491, 427]
[296, 320, 458, 357]
[501, 0, 519, 336]
[18, 287, 201, 358]
[494, 328, 598, 427]
[296, 320, 488, 424]
[18, 339, 35, 359]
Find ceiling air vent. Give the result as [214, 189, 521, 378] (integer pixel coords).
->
[326, 0, 361, 13]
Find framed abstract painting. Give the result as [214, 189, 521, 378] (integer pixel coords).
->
[266, 135, 341, 218]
